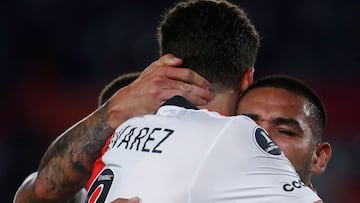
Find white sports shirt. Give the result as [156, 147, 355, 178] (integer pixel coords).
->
[86, 96, 321, 203]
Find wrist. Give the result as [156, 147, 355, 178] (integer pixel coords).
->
[107, 87, 134, 129]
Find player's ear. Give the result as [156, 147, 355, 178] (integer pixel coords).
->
[310, 142, 332, 174]
[239, 67, 254, 92]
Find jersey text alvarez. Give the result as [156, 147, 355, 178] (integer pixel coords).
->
[108, 125, 174, 153]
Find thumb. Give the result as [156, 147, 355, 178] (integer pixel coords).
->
[159, 53, 183, 66]
[110, 197, 140, 203]
[128, 197, 140, 203]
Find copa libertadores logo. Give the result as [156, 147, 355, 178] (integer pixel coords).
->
[254, 127, 282, 156]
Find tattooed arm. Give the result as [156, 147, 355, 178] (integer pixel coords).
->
[14, 105, 114, 203]
[14, 54, 212, 203]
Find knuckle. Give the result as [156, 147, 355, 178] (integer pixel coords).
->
[149, 89, 162, 100]
[185, 68, 195, 78]
[182, 83, 193, 92]
[151, 75, 165, 86]
[156, 66, 167, 75]
[170, 90, 184, 98]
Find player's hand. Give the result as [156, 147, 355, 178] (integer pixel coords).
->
[132, 53, 213, 105]
[111, 197, 140, 203]
[108, 54, 213, 129]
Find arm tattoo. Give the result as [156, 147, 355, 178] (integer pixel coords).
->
[36, 103, 114, 200]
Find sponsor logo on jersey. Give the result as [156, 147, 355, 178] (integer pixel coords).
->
[254, 127, 282, 156]
[282, 179, 306, 192]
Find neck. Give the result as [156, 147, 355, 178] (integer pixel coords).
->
[197, 91, 239, 116]
[308, 182, 318, 193]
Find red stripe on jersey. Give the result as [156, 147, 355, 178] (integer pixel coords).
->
[88, 185, 103, 203]
[86, 135, 112, 190]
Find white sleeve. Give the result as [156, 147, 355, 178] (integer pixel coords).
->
[291, 186, 322, 203]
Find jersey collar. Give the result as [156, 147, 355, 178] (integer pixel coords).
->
[160, 95, 199, 110]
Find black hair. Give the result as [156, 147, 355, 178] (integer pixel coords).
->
[158, 0, 260, 92]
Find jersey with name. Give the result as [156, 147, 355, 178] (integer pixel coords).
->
[86, 98, 321, 203]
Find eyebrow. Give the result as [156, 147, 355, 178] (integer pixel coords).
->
[242, 113, 300, 127]
[242, 113, 259, 121]
[273, 117, 300, 127]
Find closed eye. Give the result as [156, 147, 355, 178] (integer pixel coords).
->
[278, 128, 297, 137]
[274, 118, 302, 137]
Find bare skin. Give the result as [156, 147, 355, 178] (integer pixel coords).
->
[14, 54, 212, 203]
[237, 87, 331, 189]
[111, 197, 140, 203]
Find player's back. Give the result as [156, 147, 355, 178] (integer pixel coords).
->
[88, 96, 321, 203]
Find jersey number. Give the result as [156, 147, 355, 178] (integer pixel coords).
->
[85, 169, 114, 203]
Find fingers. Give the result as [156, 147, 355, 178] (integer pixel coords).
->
[150, 54, 210, 89]
[165, 80, 213, 104]
[128, 197, 140, 203]
[110, 197, 140, 203]
[163, 67, 210, 89]
[140, 55, 213, 104]
[154, 53, 183, 66]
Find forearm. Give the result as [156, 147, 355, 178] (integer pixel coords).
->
[34, 103, 114, 202]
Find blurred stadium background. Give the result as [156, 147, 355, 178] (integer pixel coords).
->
[1, 0, 359, 202]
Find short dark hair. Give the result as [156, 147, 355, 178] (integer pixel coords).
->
[243, 74, 327, 143]
[158, 0, 260, 92]
[98, 72, 141, 106]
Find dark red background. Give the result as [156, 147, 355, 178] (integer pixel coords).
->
[1, 0, 359, 202]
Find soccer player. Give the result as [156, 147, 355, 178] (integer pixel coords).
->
[14, 0, 327, 202]
[86, 0, 322, 202]
[15, 70, 332, 203]
[237, 75, 332, 192]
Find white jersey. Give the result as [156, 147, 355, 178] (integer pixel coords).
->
[86, 96, 321, 203]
